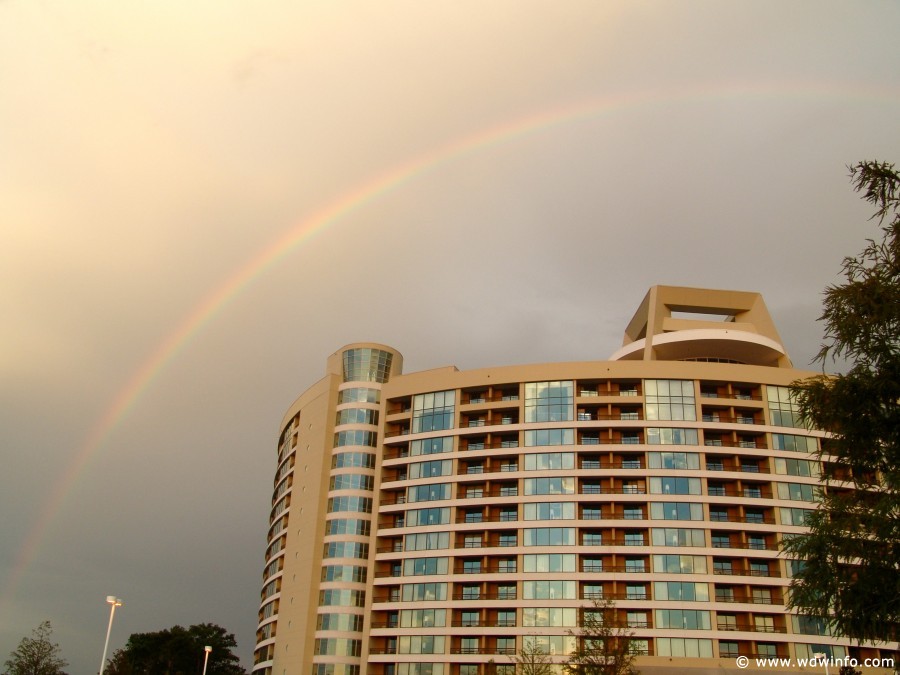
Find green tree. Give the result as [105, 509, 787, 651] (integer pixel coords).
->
[564, 599, 638, 675]
[510, 637, 555, 675]
[3, 621, 69, 675]
[784, 160, 900, 643]
[102, 623, 246, 675]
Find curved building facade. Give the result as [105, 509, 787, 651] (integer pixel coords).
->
[253, 287, 897, 675]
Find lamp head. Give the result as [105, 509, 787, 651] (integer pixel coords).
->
[205, 646, 213, 653]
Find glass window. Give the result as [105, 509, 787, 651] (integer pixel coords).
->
[524, 452, 576, 471]
[523, 580, 576, 599]
[655, 609, 711, 630]
[314, 638, 362, 657]
[332, 452, 375, 469]
[747, 535, 766, 550]
[745, 509, 764, 524]
[460, 585, 480, 600]
[648, 451, 700, 469]
[407, 483, 450, 503]
[321, 565, 367, 583]
[582, 558, 603, 573]
[583, 582, 603, 597]
[336, 408, 379, 426]
[752, 588, 771, 603]
[406, 508, 450, 527]
[334, 430, 378, 448]
[524, 502, 575, 521]
[649, 477, 701, 495]
[325, 519, 371, 536]
[755, 616, 775, 633]
[327, 496, 373, 514]
[397, 665, 445, 675]
[317, 613, 364, 631]
[774, 458, 820, 477]
[626, 612, 648, 628]
[498, 558, 517, 573]
[409, 460, 452, 479]
[654, 581, 709, 601]
[757, 643, 777, 657]
[650, 502, 704, 520]
[524, 528, 576, 546]
[525, 381, 574, 423]
[497, 584, 516, 600]
[398, 635, 444, 655]
[462, 560, 481, 574]
[625, 558, 645, 572]
[652, 555, 707, 574]
[749, 561, 769, 577]
[412, 391, 456, 433]
[338, 387, 380, 404]
[499, 507, 518, 522]
[777, 482, 816, 502]
[499, 484, 518, 497]
[711, 535, 731, 548]
[651, 528, 705, 547]
[785, 560, 806, 578]
[459, 611, 479, 628]
[524, 429, 575, 446]
[645, 380, 696, 421]
[772, 433, 818, 453]
[523, 554, 576, 573]
[719, 641, 739, 658]
[323, 541, 369, 559]
[794, 645, 846, 660]
[709, 508, 728, 522]
[404, 533, 450, 552]
[767, 386, 802, 428]
[646, 429, 700, 446]
[522, 607, 578, 627]
[523, 635, 575, 656]
[314, 663, 361, 675]
[624, 531, 645, 546]
[401, 583, 448, 602]
[625, 584, 647, 600]
[524, 477, 575, 495]
[780, 507, 814, 526]
[410, 436, 453, 456]
[329, 474, 374, 491]
[713, 556, 732, 572]
[319, 588, 366, 607]
[656, 639, 713, 658]
[403, 557, 449, 576]
[342, 348, 393, 383]
[792, 615, 829, 636]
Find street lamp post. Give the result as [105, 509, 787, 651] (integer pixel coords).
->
[202, 645, 212, 675]
[813, 652, 831, 675]
[98, 596, 123, 675]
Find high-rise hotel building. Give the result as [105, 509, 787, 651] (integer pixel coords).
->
[253, 286, 897, 675]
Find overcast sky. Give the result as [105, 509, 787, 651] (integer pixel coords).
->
[2, 1, 899, 672]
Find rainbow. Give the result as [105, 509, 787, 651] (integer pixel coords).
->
[5, 80, 898, 606]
